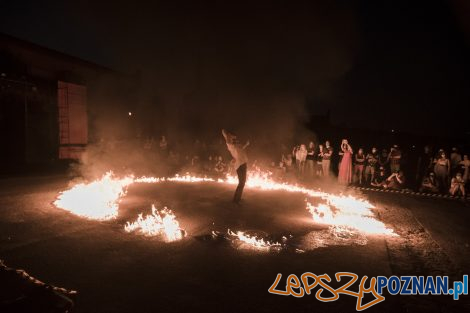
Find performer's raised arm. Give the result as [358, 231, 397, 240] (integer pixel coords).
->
[222, 129, 229, 142]
[221, 128, 248, 204]
[222, 129, 236, 144]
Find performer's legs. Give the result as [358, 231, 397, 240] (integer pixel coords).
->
[234, 163, 247, 203]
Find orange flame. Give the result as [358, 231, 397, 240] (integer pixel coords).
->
[124, 205, 185, 242]
[54, 172, 132, 221]
[228, 229, 281, 251]
[54, 170, 396, 242]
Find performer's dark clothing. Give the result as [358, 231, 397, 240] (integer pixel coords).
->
[234, 163, 247, 203]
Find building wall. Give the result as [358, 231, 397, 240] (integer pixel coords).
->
[0, 33, 138, 172]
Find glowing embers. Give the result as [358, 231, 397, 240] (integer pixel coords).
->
[125, 205, 186, 242]
[54, 172, 133, 221]
[226, 229, 282, 252]
[300, 226, 368, 250]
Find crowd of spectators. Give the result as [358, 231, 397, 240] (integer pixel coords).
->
[280, 141, 468, 197]
[139, 135, 469, 197]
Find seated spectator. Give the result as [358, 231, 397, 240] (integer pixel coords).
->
[214, 156, 226, 174]
[371, 166, 387, 187]
[383, 170, 406, 190]
[203, 155, 214, 173]
[419, 172, 439, 193]
[282, 153, 293, 172]
[449, 173, 466, 197]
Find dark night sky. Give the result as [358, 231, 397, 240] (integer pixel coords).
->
[1, 0, 469, 137]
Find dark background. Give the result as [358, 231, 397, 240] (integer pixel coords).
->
[0, 0, 469, 139]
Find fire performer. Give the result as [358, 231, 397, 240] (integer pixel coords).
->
[222, 129, 249, 204]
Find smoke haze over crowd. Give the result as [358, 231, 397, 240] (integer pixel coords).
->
[1, 0, 469, 139]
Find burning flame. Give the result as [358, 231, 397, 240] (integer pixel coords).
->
[124, 205, 185, 242]
[54, 169, 396, 246]
[227, 229, 281, 251]
[54, 172, 133, 221]
[306, 200, 395, 236]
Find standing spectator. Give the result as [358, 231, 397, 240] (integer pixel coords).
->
[416, 145, 434, 188]
[316, 144, 324, 177]
[434, 151, 450, 193]
[459, 154, 470, 184]
[449, 172, 465, 197]
[282, 153, 293, 173]
[295, 144, 308, 176]
[322, 140, 333, 177]
[143, 136, 155, 151]
[379, 149, 389, 175]
[388, 145, 402, 174]
[292, 145, 299, 170]
[353, 148, 366, 185]
[365, 147, 379, 185]
[159, 135, 168, 156]
[419, 172, 439, 193]
[338, 139, 353, 185]
[450, 147, 462, 178]
[306, 141, 316, 179]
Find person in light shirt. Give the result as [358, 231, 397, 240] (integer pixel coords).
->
[222, 129, 250, 204]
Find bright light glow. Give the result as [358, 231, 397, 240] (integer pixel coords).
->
[54, 172, 133, 221]
[125, 205, 185, 242]
[54, 169, 397, 246]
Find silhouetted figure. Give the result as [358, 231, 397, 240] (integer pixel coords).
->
[388, 145, 402, 174]
[434, 150, 450, 193]
[419, 172, 439, 193]
[416, 145, 433, 188]
[222, 129, 249, 204]
[371, 166, 387, 187]
[322, 141, 333, 177]
[306, 141, 316, 179]
[450, 147, 462, 178]
[379, 148, 390, 176]
[460, 154, 470, 184]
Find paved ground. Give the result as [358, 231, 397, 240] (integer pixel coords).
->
[0, 175, 469, 312]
